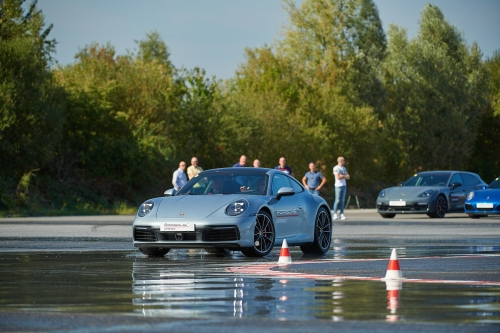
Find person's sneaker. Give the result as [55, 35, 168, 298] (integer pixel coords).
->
[333, 214, 338, 220]
[340, 214, 346, 220]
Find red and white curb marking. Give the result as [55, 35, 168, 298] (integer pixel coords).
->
[226, 254, 500, 286]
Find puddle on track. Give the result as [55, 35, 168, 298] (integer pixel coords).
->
[0, 242, 499, 324]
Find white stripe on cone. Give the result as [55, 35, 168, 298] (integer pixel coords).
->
[278, 239, 292, 265]
[382, 248, 404, 280]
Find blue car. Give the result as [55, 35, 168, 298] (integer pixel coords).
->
[133, 168, 332, 257]
[465, 177, 500, 218]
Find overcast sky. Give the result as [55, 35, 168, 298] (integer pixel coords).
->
[34, 0, 500, 80]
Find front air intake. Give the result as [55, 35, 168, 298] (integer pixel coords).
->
[203, 226, 240, 241]
[134, 227, 157, 241]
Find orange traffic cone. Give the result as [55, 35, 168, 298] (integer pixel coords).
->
[382, 248, 404, 280]
[278, 239, 292, 265]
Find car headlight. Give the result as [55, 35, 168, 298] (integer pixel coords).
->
[138, 200, 154, 217]
[418, 190, 434, 197]
[378, 190, 386, 198]
[225, 199, 249, 216]
[467, 191, 475, 201]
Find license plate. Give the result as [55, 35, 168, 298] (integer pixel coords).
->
[477, 203, 493, 209]
[389, 201, 406, 207]
[160, 222, 195, 232]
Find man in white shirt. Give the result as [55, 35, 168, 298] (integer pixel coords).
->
[187, 156, 203, 180]
[333, 156, 350, 220]
[172, 161, 187, 190]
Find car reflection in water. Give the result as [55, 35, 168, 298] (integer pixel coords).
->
[131, 254, 500, 323]
[131, 257, 349, 320]
[132, 260, 299, 319]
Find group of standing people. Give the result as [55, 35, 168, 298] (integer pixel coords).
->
[172, 155, 349, 220]
[301, 156, 349, 220]
[171, 157, 203, 191]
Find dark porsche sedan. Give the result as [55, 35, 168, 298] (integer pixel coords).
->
[377, 171, 487, 218]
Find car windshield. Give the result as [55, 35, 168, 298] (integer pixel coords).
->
[403, 173, 451, 187]
[177, 171, 268, 195]
[489, 178, 500, 189]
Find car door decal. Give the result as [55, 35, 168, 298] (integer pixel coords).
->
[277, 209, 299, 217]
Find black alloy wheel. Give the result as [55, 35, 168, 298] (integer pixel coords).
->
[430, 195, 447, 218]
[301, 207, 332, 255]
[241, 211, 275, 257]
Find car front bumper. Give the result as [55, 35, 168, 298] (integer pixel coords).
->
[377, 200, 430, 214]
[132, 215, 257, 249]
[465, 202, 500, 215]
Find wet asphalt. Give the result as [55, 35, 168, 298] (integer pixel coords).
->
[0, 210, 499, 332]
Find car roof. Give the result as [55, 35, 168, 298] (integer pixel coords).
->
[416, 170, 477, 175]
[199, 167, 271, 176]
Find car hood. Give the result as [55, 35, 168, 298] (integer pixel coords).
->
[469, 189, 500, 201]
[156, 195, 241, 218]
[384, 186, 438, 199]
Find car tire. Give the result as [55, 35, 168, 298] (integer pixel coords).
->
[241, 211, 275, 257]
[469, 214, 480, 219]
[429, 195, 447, 218]
[300, 207, 332, 255]
[205, 248, 232, 255]
[380, 213, 396, 218]
[139, 246, 170, 256]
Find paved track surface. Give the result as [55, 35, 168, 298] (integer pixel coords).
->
[1, 211, 499, 332]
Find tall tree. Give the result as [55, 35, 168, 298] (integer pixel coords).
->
[53, 41, 180, 201]
[0, 0, 64, 180]
[135, 30, 172, 67]
[227, 0, 383, 190]
[280, 0, 386, 111]
[467, 50, 500, 182]
[380, 4, 488, 181]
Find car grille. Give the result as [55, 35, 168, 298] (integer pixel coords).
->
[377, 203, 428, 211]
[203, 226, 240, 241]
[134, 226, 240, 242]
[159, 232, 197, 241]
[466, 203, 499, 212]
[134, 227, 157, 241]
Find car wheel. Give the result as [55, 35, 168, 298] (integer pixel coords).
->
[241, 211, 275, 257]
[429, 195, 447, 218]
[139, 246, 170, 256]
[469, 214, 480, 219]
[205, 248, 232, 255]
[300, 207, 332, 255]
[380, 213, 396, 218]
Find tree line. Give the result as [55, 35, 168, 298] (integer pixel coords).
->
[1, 0, 499, 216]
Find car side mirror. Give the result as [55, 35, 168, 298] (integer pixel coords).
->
[276, 187, 295, 200]
[398, 182, 404, 187]
[164, 188, 177, 197]
[451, 182, 462, 189]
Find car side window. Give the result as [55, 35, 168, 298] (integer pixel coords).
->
[462, 174, 479, 186]
[450, 174, 463, 186]
[271, 174, 291, 195]
[287, 176, 304, 193]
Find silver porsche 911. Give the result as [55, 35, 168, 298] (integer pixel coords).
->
[133, 168, 332, 257]
[376, 170, 487, 218]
